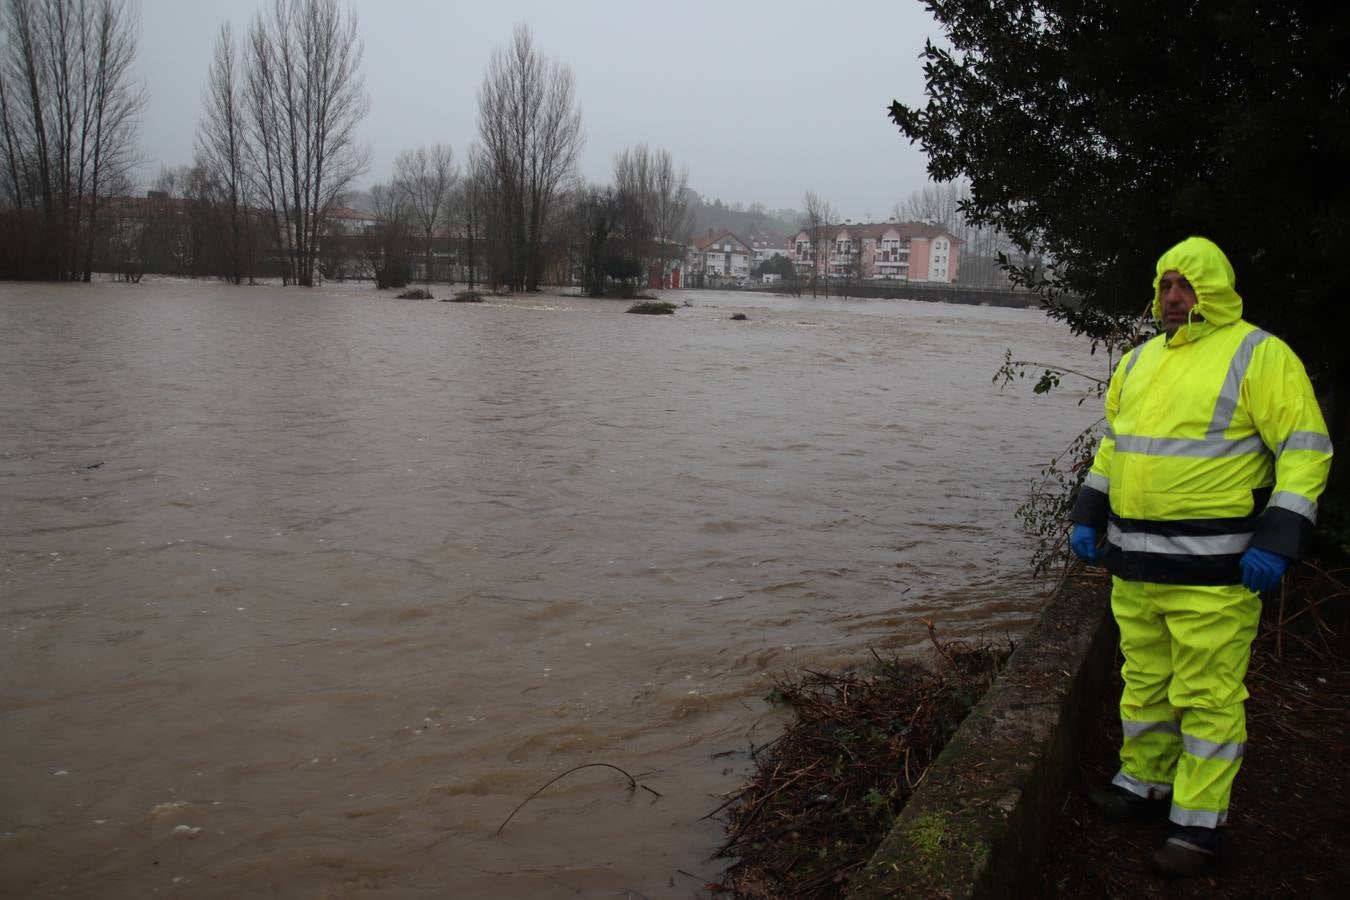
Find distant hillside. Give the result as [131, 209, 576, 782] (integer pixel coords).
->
[686, 194, 799, 243]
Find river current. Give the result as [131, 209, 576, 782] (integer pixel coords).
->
[1, 280, 1100, 898]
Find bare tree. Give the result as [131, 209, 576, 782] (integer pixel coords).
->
[801, 190, 836, 297]
[141, 166, 191, 274]
[450, 143, 493, 290]
[476, 22, 582, 291]
[575, 184, 617, 296]
[0, 0, 143, 280]
[194, 22, 251, 283]
[614, 143, 691, 290]
[394, 143, 456, 284]
[612, 144, 651, 251]
[646, 147, 692, 288]
[242, 0, 369, 286]
[892, 182, 966, 233]
[611, 145, 651, 287]
[360, 180, 413, 289]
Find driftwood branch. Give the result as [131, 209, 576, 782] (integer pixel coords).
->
[495, 762, 661, 836]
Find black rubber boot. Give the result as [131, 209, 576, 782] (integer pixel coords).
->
[1087, 784, 1170, 823]
[1150, 826, 1221, 877]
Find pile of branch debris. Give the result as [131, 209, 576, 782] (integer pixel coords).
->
[713, 626, 1009, 898]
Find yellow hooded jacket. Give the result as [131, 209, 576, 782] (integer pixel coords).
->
[1070, 237, 1333, 585]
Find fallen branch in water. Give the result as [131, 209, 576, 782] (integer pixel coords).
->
[494, 762, 662, 836]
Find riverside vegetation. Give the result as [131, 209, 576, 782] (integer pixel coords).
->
[710, 628, 1008, 897]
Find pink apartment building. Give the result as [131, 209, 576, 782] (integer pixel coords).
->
[787, 221, 961, 283]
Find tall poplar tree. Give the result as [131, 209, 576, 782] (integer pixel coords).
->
[242, 0, 368, 287]
[0, 0, 143, 280]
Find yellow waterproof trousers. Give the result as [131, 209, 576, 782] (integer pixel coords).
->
[1109, 577, 1260, 828]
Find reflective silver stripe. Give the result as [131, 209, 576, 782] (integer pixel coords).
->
[1170, 803, 1227, 828]
[1278, 431, 1334, 456]
[1268, 490, 1318, 524]
[1083, 472, 1109, 493]
[1112, 770, 1172, 799]
[1182, 734, 1245, 762]
[1123, 346, 1144, 380]
[1108, 523, 1252, 556]
[1114, 433, 1268, 459]
[1166, 835, 1219, 856]
[1103, 425, 1116, 442]
[1207, 329, 1270, 438]
[1121, 718, 1181, 739]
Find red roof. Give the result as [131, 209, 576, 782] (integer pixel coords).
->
[791, 221, 964, 244]
[691, 229, 752, 252]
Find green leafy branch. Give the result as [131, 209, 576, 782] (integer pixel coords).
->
[995, 310, 1152, 575]
[993, 348, 1108, 402]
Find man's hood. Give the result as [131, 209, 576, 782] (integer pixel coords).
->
[1151, 236, 1243, 334]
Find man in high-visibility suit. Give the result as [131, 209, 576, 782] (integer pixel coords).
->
[1068, 236, 1333, 877]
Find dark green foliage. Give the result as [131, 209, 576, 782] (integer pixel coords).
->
[373, 256, 412, 290]
[891, 1, 1349, 436]
[603, 253, 643, 284]
[896, 1, 1350, 556]
[625, 300, 677, 315]
[753, 253, 797, 280]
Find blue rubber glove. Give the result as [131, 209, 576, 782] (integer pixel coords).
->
[1070, 524, 1101, 564]
[1240, 546, 1289, 593]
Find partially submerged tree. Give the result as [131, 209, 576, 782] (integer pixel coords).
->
[614, 143, 692, 289]
[361, 181, 413, 289]
[575, 184, 618, 297]
[476, 22, 582, 291]
[800, 190, 835, 297]
[395, 143, 456, 284]
[458, 143, 490, 290]
[0, 0, 144, 280]
[611, 146, 651, 286]
[242, 0, 369, 286]
[195, 22, 250, 284]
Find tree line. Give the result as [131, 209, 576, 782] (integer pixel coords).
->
[2, 0, 1009, 294]
[357, 26, 691, 298]
[0, 3, 698, 293]
[0, 0, 143, 280]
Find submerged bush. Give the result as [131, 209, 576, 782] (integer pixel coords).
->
[397, 288, 433, 300]
[442, 289, 484, 303]
[626, 300, 677, 315]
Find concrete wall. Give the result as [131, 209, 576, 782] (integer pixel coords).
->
[849, 574, 1116, 899]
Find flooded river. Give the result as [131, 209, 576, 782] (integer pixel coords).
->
[1, 280, 1099, 898]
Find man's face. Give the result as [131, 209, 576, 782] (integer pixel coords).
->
[1159, 269, 1198, 336]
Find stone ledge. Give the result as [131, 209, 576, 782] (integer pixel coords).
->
[849, 574, 1116, 899]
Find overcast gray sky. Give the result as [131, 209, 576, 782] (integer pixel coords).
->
[134, 0, 946, 221]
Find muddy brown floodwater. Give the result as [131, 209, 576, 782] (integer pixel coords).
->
[1, 280, 1100, 898]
